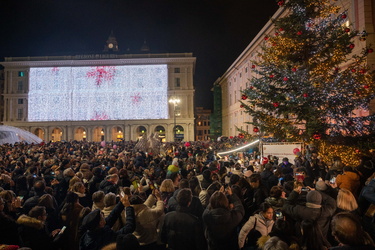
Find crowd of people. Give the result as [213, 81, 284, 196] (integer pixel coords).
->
[0, 138, 375, 250]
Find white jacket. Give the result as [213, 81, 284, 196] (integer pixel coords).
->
[238, 213, 274, 248]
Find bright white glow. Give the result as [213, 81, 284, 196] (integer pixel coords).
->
[217, 139, 260, 156]
[169, 98, 180, 105]
[28, 65, 168, 121]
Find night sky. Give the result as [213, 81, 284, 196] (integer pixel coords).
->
[0, 0, 278, 110]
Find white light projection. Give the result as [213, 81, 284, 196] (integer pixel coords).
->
[28, 65, 168, 121]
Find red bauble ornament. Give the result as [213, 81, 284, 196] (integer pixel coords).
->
[335, 67, 340, 71]
[303, 93, 308, 97]
[297, 31, 303, 35]
[364, 85, 370, 89]
[312, 132, 322, 140]
[273, 102, 279, 107]
[249, 86, 254, 89]
[351, 69, 356, 73]
[277, 0, 284, 6]
[349, 44, 355, 49]
[345, 28, 350, 33]
[241, 95, 248, 100]
[238, 133, 244, 139]
[269, 74, 274, 78]
[347, 120, 353, 125]
[360, 69, 367, 74]
[275, 32, 279, 36]
[264, 36, 269, 41]
[292, 67, 297, 72]
[368, 48, 374, 53]
[230, 136, 233, 139]
[283, 77, 288, 81]
[341, 14, 347, 19]
[251, 65, 256, 69]
[240, 104, 244, 108]
[272, 43, 277, 46]
[279, 28, 284, 32]
[253, 127, 259, 133]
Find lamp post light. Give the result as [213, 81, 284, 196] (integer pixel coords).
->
[169, 97, 180, 142]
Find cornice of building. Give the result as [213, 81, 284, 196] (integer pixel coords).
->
[1, 53, 196, 68]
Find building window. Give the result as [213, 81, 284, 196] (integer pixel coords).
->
[174, 68, 180, 73]
[175, 78, 180, 88]
[18, 99, 23, 104]
[245, 67, 248, 73]
[240, 73, 242, 78]
[17, 109, 23, 120]
[17, 81, 23, 92]
[204, 121, 207, 126]
[198, 121, 202, 126]
[18, 71, 25, 77]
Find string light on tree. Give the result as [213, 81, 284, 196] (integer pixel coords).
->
[238, 0, 375, 141]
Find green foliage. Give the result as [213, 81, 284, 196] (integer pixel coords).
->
[241, 0, 375, 141]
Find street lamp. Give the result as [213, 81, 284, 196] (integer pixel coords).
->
[169, 97, 180, 142]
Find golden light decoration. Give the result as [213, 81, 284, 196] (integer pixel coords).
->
[316, 140, 361, 166]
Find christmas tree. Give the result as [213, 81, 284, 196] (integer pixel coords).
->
[241, 0, 375, 141]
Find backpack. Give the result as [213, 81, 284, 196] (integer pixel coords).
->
[198, 181, 216, 207]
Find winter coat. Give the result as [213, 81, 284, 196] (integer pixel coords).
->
[238, 213, 274, 249]
[102, 204, 126, 231]
[60, 202, 86, 250]
[282, 190, 336, 237]
[75, 192, 92, 208]
[261, 170, 278, 191]
[249, 184, 269, 215]
[0, 212, 19, 245]
[132, 194, 164, 245]
[167, 189, 204, 219]
[336, 171, 361, 196]
[16, 215, 56, 250]
[161, 205, 207, 250]
[265, 196, 285, 211]
[99, 180, 119, 194]
[202, 194, 245, 250]
[79, 203, 135, 250]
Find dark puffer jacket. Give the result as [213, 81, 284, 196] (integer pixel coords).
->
[161, 205, 207, 250]
[202, 194, 244, 250]
[282, 190, 336, 237]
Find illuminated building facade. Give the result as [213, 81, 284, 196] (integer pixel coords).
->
[1, 53, 196, 142]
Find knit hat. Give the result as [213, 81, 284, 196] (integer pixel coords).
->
[81, 209, 101, 230]
[306, 190, 322, 208]
[315, 180, 327, 191]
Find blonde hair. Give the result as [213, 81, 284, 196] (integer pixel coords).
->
[71, 182, 85, 193]
[68, 176, 82, 191]
[293, 181, 303, 189]
[160, 179, 175, 193]
[337, 188, 358, 211]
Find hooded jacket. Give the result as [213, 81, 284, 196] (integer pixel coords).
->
[17, 214, 55, 250]
[202, 194, 244, 250]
